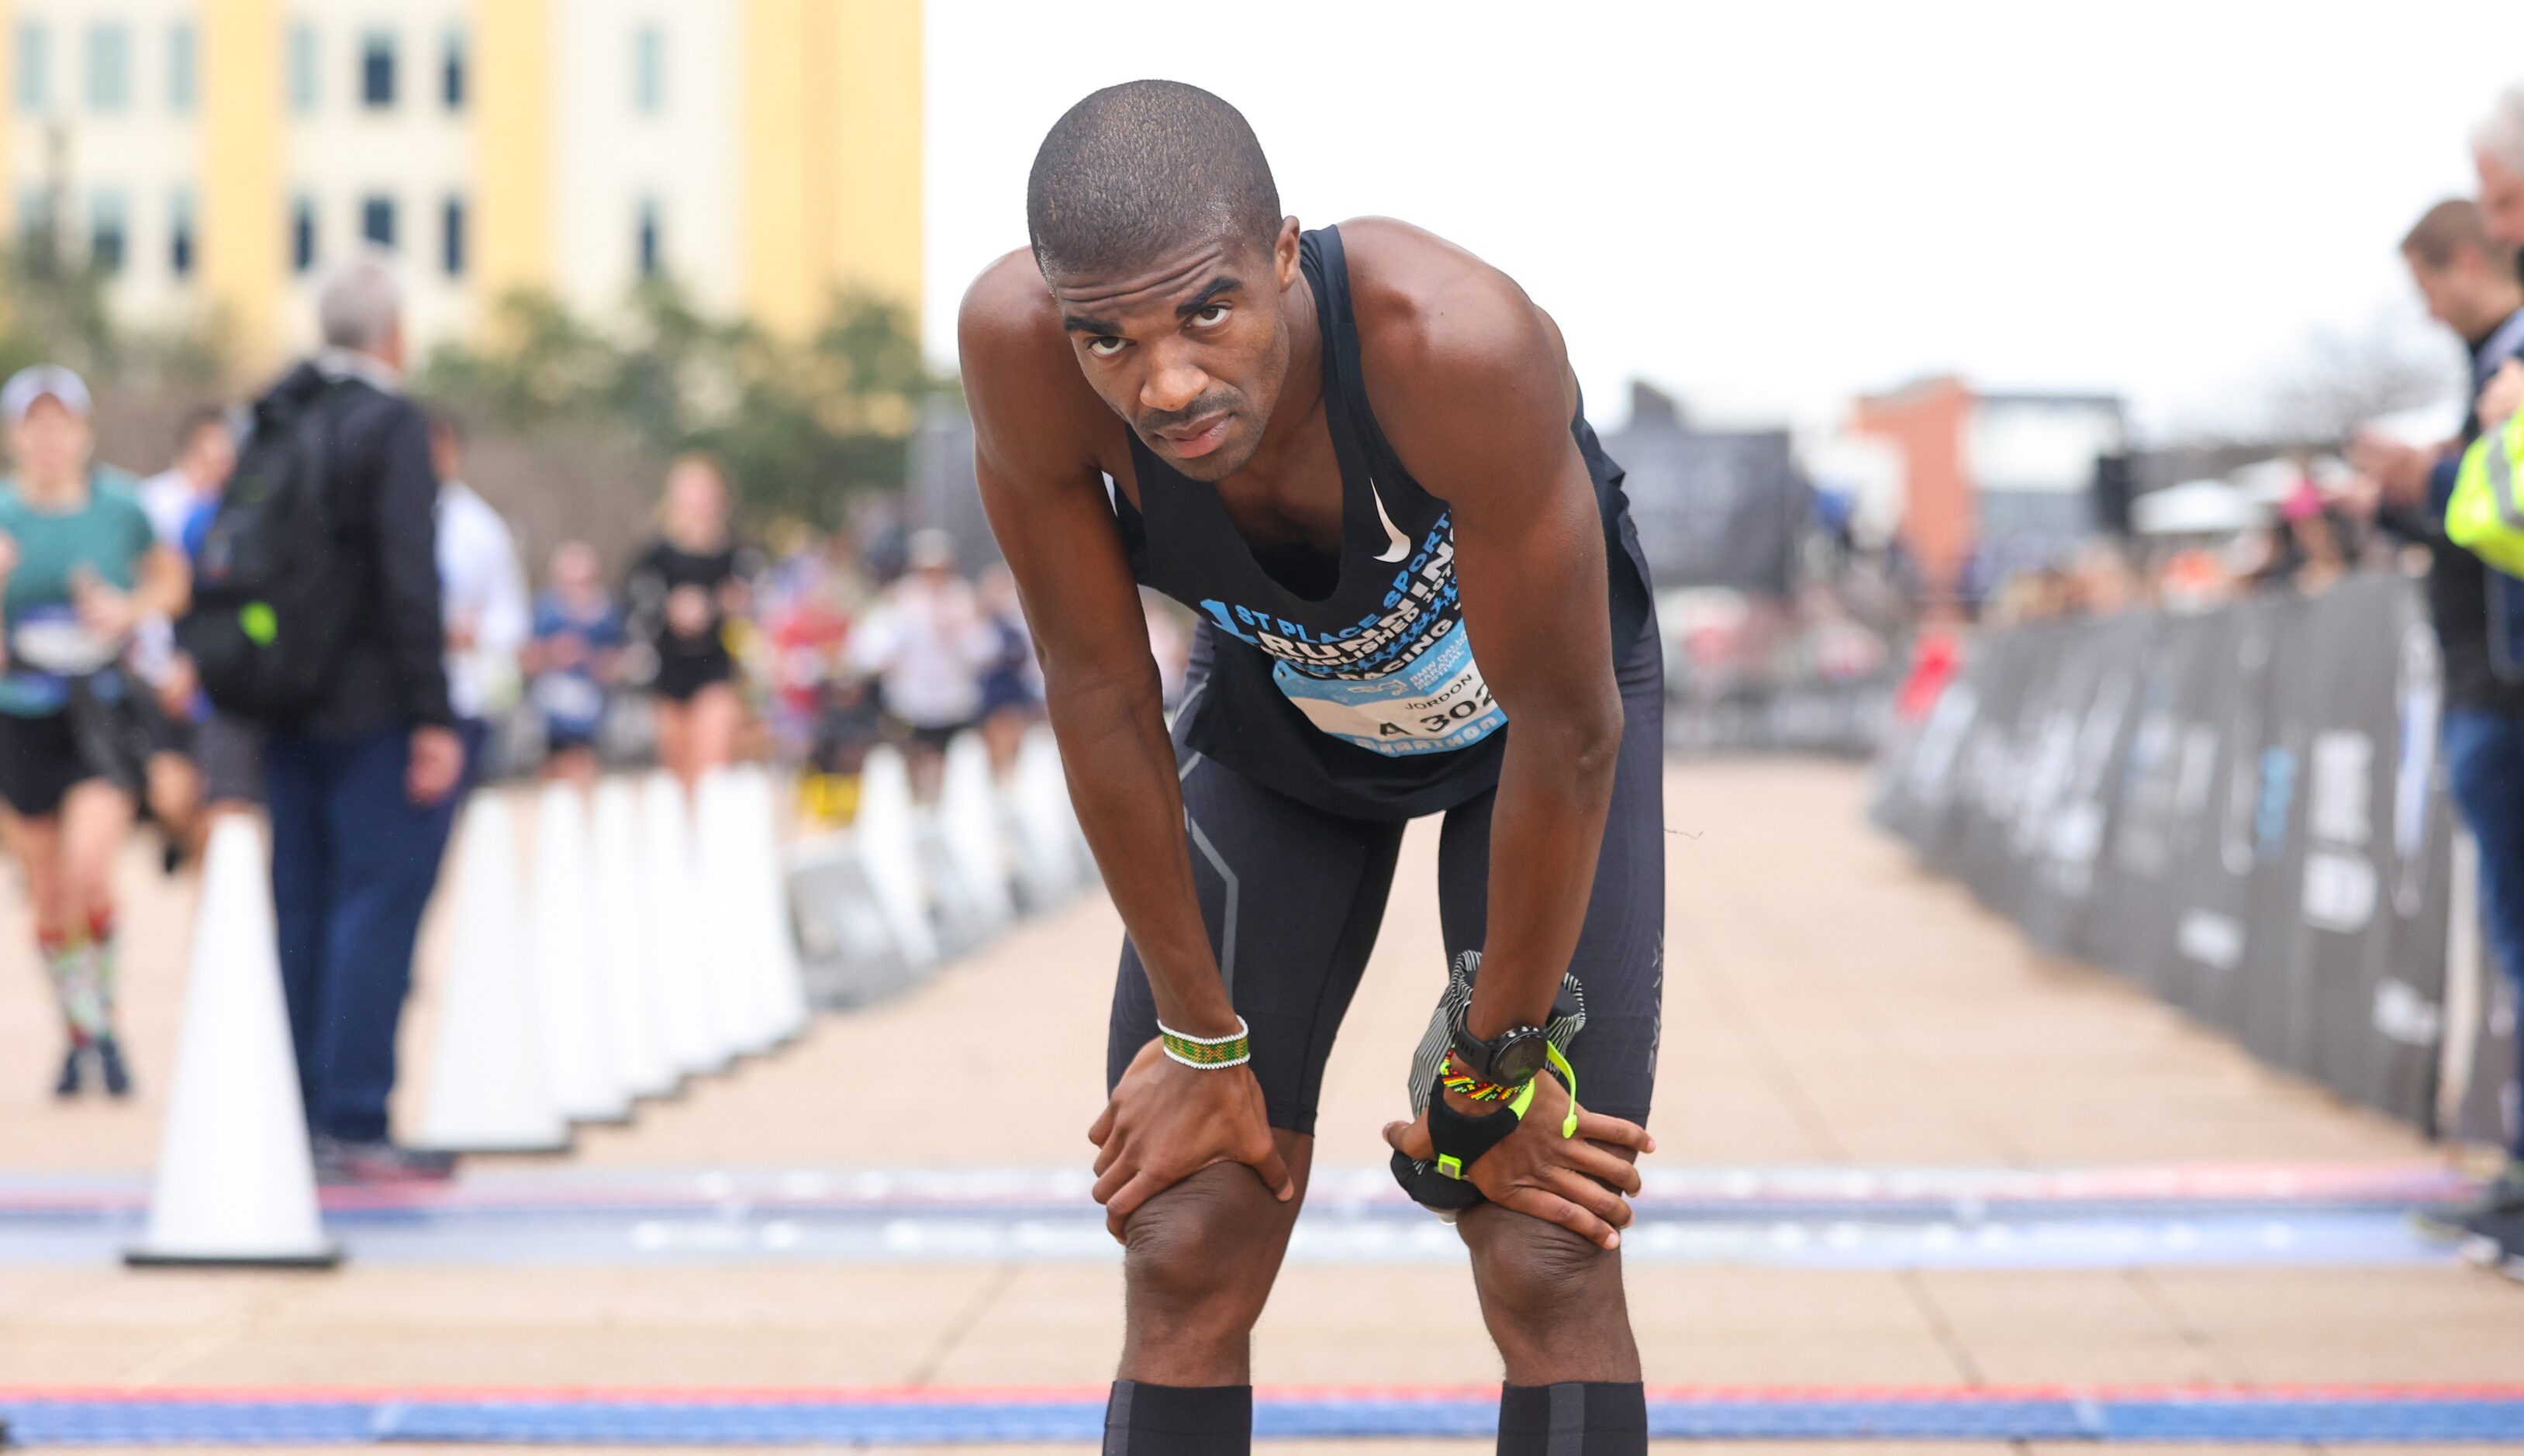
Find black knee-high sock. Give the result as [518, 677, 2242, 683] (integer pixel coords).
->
[1497, 1381, 1649, 1455]
[1103, 1380, 1251, 1455]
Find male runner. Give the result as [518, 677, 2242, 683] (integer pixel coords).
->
[961, 81, 1664, 1454]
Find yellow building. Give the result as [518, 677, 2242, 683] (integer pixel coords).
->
[0, 0, 921, 367]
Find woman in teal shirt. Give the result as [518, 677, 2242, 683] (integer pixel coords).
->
[0, 367, 189, 1097]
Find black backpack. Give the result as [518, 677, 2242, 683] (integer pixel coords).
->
[177, 371, 361, 723]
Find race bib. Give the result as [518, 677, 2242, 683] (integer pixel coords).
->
[1272, 618, 1506, 756]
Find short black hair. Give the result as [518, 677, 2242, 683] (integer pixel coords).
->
[1026, 81, 1281, 280]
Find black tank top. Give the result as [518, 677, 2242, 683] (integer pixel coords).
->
[1113, 226, 1653, 821]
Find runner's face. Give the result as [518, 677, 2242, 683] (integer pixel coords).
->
[9, 397, 90, 487]
[1048, 223, 1300, 481]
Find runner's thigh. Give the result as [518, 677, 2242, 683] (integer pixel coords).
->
[1433, 626, 1666, 1124]
[1109, 744, 1405, 1136]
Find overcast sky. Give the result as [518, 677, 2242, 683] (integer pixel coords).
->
[924, 1, 2522, 441]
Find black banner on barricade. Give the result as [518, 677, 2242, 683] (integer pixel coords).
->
[2235, 595, 2327, 1074]
[2281, 581, 2413, 1113]
[2161, 598, 2286, 1032]
[2077, 612, 2224, 985]
[2449, 828, 2522, 1151]
[2013, 616, 2149, 957]
[1870, 577, 2488, 1139]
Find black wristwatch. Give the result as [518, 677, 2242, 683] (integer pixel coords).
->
[1449, 1022, 1552, 1088]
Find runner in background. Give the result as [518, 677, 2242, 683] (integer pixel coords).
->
[129, 407, 236, 868]
[624, 455, 761, 790]
[975, 562, 1041, 775]
[0, 367, 191, 1097]
[525, 540, 625, 787]
[848, 527, 996, 799]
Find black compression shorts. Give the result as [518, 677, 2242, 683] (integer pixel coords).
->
[1107, 618, 1666, 1137]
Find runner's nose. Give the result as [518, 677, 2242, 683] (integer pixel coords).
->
[1139, 350, 1211, 419]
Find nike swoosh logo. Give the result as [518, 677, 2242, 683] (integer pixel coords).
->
[1370, 478, 1411, 562]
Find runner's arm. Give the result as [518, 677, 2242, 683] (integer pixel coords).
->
[959, 264, 1238, 1041]
[1368, 249, 1623, 1050]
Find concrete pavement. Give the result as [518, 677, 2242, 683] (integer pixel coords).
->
[2, 761, 2518, 1452]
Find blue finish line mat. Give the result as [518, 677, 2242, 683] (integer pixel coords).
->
[5, 1384, 2524, 1444]
[0, 1163, 2476, 1268]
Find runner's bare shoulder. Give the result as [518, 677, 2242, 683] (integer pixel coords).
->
[958, 250, 1122, 489]
[1331, 218, 1579, 472]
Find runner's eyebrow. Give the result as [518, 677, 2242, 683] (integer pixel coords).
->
[1176, 278, 1241, 317]
[1060, 312, 1123, 335]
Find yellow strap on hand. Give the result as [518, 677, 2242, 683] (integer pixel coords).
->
[1546, 1044, 1580, 1137]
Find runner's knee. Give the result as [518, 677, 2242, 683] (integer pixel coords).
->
[1466, 1213, 1619, 1333]
[1124, 1162, 1289, 1320]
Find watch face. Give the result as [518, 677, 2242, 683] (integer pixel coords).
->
[1493, 1032, 1550, 1085]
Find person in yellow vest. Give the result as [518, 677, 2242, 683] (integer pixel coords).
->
[2398, 88, 2524, 1275]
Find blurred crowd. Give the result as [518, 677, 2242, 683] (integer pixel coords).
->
[1954, 86, 2524, 1262]
[0, 247, 1190, 1179]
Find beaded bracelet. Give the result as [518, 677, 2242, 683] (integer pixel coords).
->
[1158, 1016, 1252, 1069]
[1438, 1050, 1521, 1104]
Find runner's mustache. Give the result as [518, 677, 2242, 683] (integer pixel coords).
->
[1138, 395, 1239, 435]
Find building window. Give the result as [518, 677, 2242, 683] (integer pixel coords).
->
[637, 197, 661, 277]
[170, 188, 195, 278]
[441, 196, 465, 277]
[85, 22, 130, 112]
[288, 23, 318, 112]
[633, 24, 664, 115]
[167, 21, 198, 113]
[441, 28, 465, 110]
[361, 195, 395, 250]
[15, 23, 47, 112]
[88, 191, 126, 273]
[360, 29, 395, 109]
[292, 196, 317, 273]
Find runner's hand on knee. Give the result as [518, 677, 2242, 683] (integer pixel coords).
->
[1089, 1038, 1294, 1242]
[1383, 1075, 1652, 1251]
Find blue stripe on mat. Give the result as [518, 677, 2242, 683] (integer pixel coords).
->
[8, 1392, 2524, 1445]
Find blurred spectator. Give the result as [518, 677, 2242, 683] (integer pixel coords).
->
[525, 541, 625, 786]
[2363, 188, 2524, 1242]
[975, 563, 1041, 773]
[136, 407, 236, 548]
[849, 528, 995, 795]
[0, 365, 188, 1099]
[257, 254, 463, 1184]
[427, 412, 528, 794]
[2277, 483, 2350, 596]
[2475, 86, 2524, 258]
[624, 455, 758, 790]
[762, 540, 861, 762]
[129, 407, 236, 868]
[2067, 541, 2143, 617]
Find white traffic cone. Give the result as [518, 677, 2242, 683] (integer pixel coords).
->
[128, 816, 339, 1268]
[592, 778, 678, 1099]
[414, 795, 572, 1154]
[529, 781, 630, 1123]
[1016, 725, 1093, 886]
[939, 731, 1017, 935]
[735, 766, 810, 1042]
[1005, 729, 1073, 913]
[855, 747, 941, 971]
[695, 770, 775, 1057]
[642, 771, 729, 1075]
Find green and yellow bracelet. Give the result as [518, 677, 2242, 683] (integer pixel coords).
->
[1158, 1016, 1251, 1069]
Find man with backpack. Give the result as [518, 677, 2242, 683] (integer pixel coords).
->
[185, 251, 461, 1182]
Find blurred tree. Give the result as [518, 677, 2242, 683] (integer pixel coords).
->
[419, 282, 941, 530]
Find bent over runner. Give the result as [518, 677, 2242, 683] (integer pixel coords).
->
[961, 81, 1665, 1456]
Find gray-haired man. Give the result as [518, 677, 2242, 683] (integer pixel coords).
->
[250, 251, 463, 1182]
